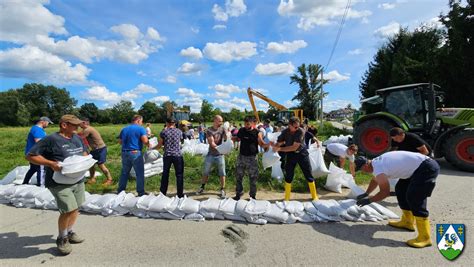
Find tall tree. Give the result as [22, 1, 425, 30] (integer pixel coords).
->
[290, 64, 328, 120]
[200, 99, 214, 122]
[111, 101, 135, 124]
[138, 101, 159, 123]
[79, 103, 99, 122]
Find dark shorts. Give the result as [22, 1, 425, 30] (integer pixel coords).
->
[91, 146, 107, 165]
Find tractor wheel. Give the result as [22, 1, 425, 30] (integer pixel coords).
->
[354, 119, 393, 157]
[445, 129, 474, 172]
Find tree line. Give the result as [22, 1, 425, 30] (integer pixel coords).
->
[360, 0, 473, 110]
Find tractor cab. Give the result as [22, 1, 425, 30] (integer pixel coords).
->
[276, 109, 304, 126]
[173, 110, 192, 127]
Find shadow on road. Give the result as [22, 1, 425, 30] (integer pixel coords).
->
[437, 159, 473, 177]
[0, 232, 60, 259]
[311, 223, 407, 248]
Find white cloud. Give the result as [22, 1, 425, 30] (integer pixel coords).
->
[212, 0, 247, 22]
[348, 48, 362, 55]
[204, 41, 257, 62]
[323, 99, 355, 112]
[213, 25, 227, 30]
[213, 99, 242, 111]
[378, 3, 396, 10]
[419, 17, 444, 30]
[137, 70, 146, 76]
[82, 86, 122, 103]
[146, 27, 165, 41]
[129, 83, 157, 94]
[266, 40, 307, 54]
[324, 70, 350, 83]
[284, 99, 298, 108]
[191, 27, 200, 34]
[176, 87, 203, 98]
[255, 62, 295, 76]
[177, 62, 204, 74]
[149, 95, 170, 104]
[277, 0, 372, 31]
[111, 24, 141, 40]
[180, 47, 203, 60]
[164, 75, 177, 83]
[176, 88, 204, 112]
[0, 0, 67, 44]
[210, 84, 242, 98]
[0, 45, 90, 85]
[374, 21, 400, 38]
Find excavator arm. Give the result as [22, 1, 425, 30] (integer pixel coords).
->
[247, 87, 287, 122]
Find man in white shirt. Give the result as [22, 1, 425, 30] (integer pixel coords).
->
[354, 151, 439, 248]
[324, 143, 358, 177]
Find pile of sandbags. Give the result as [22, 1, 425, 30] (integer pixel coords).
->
[322, 135, 352, 146]
[130, 157, 163, 178]
[0, 183, 399, 225]
[0, 166, 30, 185]
[182, 139, 209, 156]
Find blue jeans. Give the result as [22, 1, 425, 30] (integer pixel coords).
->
[202, 154, 226, 177]
[118, 150, 145, 196]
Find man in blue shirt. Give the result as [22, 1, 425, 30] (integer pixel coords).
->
[117, 115, 149, 196]
[23, 116, 53, 186]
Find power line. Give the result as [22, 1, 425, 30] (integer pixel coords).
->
[325, 0, 352, 69]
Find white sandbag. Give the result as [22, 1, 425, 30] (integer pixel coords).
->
[218, 198, 237, 215]
[308, 147, 330, 178]
[148, 137, 158, 149]
[340, 174, 356, 189]
[245, 217, 267, 225]
[136, 194, 156, 210]
[12, 197, 35, 208]
[312, 199, 345, 217]
[325, 163, 346, 193]
[81, 194, 103, 212]
[148, 211, 163, 219]
[346, 183, 366, 199]
[103, 191, 130, 216]
[1, 166, 29, 185]
[360, 205, 386, 220]
[0, 184, 17, 199]
[184, 213, 205, 222]
[262, 148, 281, 169]
[164, 196, 186, 218]
[263, 203, 289, 223]
[120, 194, 139, 210]
[234, 199, 249, 215]
[271, 162, 284, 182]
[369, 202, 399, 219]
[195, 144, 209, 156]
[59, 155, 97, 178]
[178, 196, 200, 214]
[266, 132, 281, 143]
[303, 202, 331, 222]
[293, 212, 318, 223]
[223, 213, 247, 222]
[11, 185, 35, 199]
[148, 193, 173, 213]
[199, 198, 223, 219]
[279, 201, 305, 216]
[84, 194, 116, 214]
[144, 150, 161, 163]
[216, 139, 233, 155]
[244, 199, 271, 215]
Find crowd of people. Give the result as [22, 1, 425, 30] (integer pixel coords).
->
[22, 113, 439, 254]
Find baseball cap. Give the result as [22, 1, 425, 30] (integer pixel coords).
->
[39, 116, 54, 124]
[354, 156, 368, 171]
[59, 114, 84, 125]
[166, 117, 176, 124]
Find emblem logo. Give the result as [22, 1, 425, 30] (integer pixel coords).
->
[437, 224, 465, 260]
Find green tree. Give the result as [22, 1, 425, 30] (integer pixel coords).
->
[138, 101, 159, 123]
[79, 103, 99, 122]
[97, 108, 112, 124]
[111, 101, 135, 124]
[290, 64, 328, 120]
[227, 108, 243, 122]
[0, 90, 30, 126]
[200, 99, 214, 122]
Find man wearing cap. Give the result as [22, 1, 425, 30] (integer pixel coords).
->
[324, 143, 358, 177]
[390, 127, 431, 155]
[79, 118, 113, 186]
[27, 115, 87, 255]
[117, 115, 149, 196]
[271, 116, 319, 201]
[23, 116, 53, 186]
[354, 151, 439, 248]
[155, 117, 185, 198]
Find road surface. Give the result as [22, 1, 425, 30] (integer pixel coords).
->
[0, 159, 472, 266]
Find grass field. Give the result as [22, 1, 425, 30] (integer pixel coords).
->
[0, 122, 372, 195]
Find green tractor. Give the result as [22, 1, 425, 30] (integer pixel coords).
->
[353, 83, 474, 172]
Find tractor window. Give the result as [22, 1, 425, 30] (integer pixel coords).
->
[384, 89, 425, 129]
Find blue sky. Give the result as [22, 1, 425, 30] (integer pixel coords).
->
[0, 0, 450, 112]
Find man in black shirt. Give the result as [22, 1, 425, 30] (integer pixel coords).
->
[390, 127, 430, 155]
[271, 117, 319, 201]
[232, 116, 269, 200]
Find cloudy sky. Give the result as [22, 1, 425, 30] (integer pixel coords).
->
[0, 0, 449, 112]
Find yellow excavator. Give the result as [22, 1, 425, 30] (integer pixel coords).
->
[247, 87, 304, 126]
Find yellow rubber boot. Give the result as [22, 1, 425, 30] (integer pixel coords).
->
[407, 216, 432, 248]
[388, 209, 415, 231]
[308, 181, 319, 200]
[284, 182, 292, 201]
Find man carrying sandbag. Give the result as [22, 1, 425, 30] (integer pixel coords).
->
[324, 143, 358, 177]
[79, 118, 113, 186]
[196, 115, 228, 198]
[271, 116, 319, 201]
[155, 117, 185, 198]
[354, 151, 439, 248]
[232, 116, 269, 200]
[117, 115, 149, 197]
[27, 115, 87, 255]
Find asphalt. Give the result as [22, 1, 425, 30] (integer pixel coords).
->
[0, 159, 472, 266]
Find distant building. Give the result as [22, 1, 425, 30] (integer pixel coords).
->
[326, 107, 356, 120]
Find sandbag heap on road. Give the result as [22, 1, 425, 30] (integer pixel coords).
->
[0, 184, 399, 225]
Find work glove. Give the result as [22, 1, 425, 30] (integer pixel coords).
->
[356, 192, 368, 200]
[356, 197, 371, 207]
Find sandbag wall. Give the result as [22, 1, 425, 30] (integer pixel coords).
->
[0, 184, 399, 225]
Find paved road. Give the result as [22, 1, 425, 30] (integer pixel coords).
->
[329, 121, 353, 133]
[0, 159, 472, 266]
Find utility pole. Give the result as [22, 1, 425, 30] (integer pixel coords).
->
[320, 70, 324, 128]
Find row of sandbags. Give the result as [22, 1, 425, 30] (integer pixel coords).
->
[0, 184, 399, 225]
[322, 135, 352, 146]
